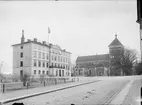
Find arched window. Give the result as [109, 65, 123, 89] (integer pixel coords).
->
[20, 61, 23, 67]
[20, 52, 23, 58]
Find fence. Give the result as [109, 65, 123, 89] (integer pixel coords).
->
[0, 77, 79, 93]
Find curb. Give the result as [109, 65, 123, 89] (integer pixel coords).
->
[99, 80, 130, 105]
[110, 80, 134, 104]
[0, 80, 100, 105]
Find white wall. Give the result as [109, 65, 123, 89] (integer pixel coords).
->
[13, 43, 32, 76]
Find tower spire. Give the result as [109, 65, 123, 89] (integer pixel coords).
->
[115, 33, 117, 38]
[21, 29, 25, 43]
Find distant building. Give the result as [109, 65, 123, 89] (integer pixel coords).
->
[75, 34, 124, 76]
[12, 30, 71, 78]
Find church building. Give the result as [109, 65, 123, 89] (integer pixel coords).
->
[75, 34, 124, 76]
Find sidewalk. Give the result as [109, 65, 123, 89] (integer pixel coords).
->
[122, 78, 142, 105]
[0, 77, 100, 104]
[110, 78, 142, 105]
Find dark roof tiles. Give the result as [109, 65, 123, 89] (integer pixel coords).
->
[76, 54, 109, 63]
[108, 37, 123, 47]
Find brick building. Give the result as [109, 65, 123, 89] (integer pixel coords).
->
[75, 34, 124, 76]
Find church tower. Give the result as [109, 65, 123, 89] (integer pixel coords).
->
[108, 34, 124, 76]
[108, 34, 124, 58]
[21, 30, 25, 44]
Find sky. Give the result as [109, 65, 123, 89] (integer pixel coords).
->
[0, 0, 140, 74]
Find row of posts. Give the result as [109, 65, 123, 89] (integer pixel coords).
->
[0, 77, 79, 93]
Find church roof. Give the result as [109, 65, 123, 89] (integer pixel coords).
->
[76, 54, 109, 63]
[108, 34, 123, 47]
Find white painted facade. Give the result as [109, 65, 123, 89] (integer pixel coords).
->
[12, 31, 71, 77]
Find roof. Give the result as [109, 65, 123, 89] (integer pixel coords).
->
[108, 35, 123, 47]
[76, 54, 109, 63]
[81, 63, 105, 68]
[12, 41, 71, 54]
[12, 41, 50, 47]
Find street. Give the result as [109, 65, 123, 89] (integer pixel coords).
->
[5, 76, 142, 105]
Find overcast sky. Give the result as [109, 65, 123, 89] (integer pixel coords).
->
[0, 0, 140, 74]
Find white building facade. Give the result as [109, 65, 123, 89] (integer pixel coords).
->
[12, 30, 71, 78]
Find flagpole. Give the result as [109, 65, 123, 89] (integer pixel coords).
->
[48, 27, 51, 77]
[48, 32, 49, 44]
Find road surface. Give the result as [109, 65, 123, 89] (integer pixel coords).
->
[5, 76, 142, 105]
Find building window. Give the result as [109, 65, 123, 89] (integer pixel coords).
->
[46, 53, 49, 60]
[52, 62, 53, 67]
[46, 62, 48, 68]
[65, 65, 66, 69]
[54, 56, 57, 61]
[33, 60, 37, 67]
[34, 70, 36, 74]
[56, 70, 58, 76]
[59, 70, 61, 76]
[20, 52, 23, 58]
[34, 51, 37, 58]
[46, 71, 48, 75]
[21, 46, 23, 49]
[58, 56, 60, 62]
[43, 61, 45, 67]
[38, 60, 41, 67]
[20, 61, 23, 67]
[52, 55, 53, 60]
[42, 53, 45, 59]
[39, 70, 41, 74]
[38, 52, 41, 59]
[42, 70, 45, 75]
[62, 70, 64, 76]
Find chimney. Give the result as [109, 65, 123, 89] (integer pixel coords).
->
[42, 41, 46, 44]
[21, 30, 25, 43]
[33, 38, 37, 42]
[115, 33, 117, 39]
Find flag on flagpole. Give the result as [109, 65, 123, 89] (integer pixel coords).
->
[48, 27, 51, 34]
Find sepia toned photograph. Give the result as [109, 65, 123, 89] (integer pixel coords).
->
[0, 0, 142, 105]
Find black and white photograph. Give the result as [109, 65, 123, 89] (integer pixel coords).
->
[0, 0, 142, 105]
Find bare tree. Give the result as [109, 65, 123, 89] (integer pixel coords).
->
[110, 48, 137, 75]
[134, 61, 142, 75]
[22, 73, 30, 86]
